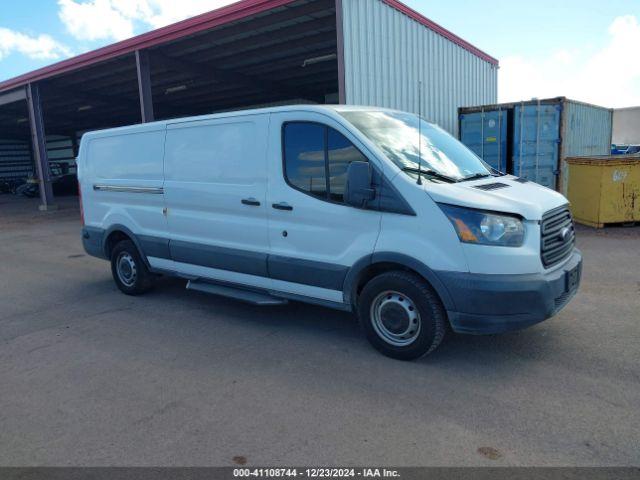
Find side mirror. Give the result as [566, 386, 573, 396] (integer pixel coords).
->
[344, 161, 375, 208]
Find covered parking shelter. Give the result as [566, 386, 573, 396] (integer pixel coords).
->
[0, 0, 498, 209]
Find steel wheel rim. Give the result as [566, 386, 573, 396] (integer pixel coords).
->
[370, 290, 421, 347]
[116, 252, 137, 287]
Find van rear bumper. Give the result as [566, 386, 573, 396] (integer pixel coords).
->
[438, 250, 582, 335]
[82, 226, 107, 259]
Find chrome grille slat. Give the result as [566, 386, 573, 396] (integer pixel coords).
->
[544, 237, 575, 256]
[541, 206, 575, 268]
[543, 218, 572, 235]
[541, 213, 572, 235]
[543, 244, 574, 265]
[543, 242, 575, 265]
[542, 230, 575, 250]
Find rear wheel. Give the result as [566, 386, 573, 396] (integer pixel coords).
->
[110, 239, 154, 295]
[358, 271, 446, 360]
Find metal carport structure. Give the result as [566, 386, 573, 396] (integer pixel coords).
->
[0, 0, 498, 209]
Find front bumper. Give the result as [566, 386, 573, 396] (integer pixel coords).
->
[438, 249, 582, 335]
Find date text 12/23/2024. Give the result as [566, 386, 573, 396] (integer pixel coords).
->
[233, 468, 400, 478]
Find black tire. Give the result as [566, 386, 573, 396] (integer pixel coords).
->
[110, 240, 154, 295]
[357, 271, 446, 360]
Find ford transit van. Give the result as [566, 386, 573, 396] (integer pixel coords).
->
[78, 106, 582, 360]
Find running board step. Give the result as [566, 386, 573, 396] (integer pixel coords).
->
[186, 280, 288, 306]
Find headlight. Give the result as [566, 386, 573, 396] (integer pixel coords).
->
[438, 203, 525, 247]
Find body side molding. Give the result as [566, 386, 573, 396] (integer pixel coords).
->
[268, 255, 349, 291]
[171, 240, 268, 277]
[93, 184, 164, 194]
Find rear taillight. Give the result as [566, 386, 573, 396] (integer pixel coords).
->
[78, 181, 84, 225]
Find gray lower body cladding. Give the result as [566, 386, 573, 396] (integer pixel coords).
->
[81, 227, 348, 291]
[82, 226, 107, 259]
[82, 227, 582, 334]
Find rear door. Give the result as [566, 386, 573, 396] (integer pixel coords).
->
[266, 111, 382, 303]
[159, 114, 271, 288]
[459, 109, 508, 172]
[83, 125, 168, 243]
[513, 103, 561, 189]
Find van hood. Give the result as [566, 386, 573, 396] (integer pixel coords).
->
[423, 175, 568, 221]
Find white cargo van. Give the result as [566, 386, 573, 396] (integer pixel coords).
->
[78, 105, 582, 360]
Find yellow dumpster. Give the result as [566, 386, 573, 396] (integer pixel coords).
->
[566, 156, 640, 228]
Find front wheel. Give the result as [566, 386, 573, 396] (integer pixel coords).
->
[358, 271, 447, 360]
[110, 239, 154, 295]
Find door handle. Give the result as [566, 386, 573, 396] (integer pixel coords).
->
[241, 198, 261, 206]
[272, 202, 293, 211]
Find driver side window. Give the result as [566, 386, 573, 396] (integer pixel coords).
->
[283, 122, 369, 204]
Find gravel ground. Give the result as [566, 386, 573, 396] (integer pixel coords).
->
[0, 195, 638, 466]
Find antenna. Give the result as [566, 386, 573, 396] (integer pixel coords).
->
[416, 80, 423, 185]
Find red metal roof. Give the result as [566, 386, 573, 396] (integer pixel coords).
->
[0, 0, 296, 93]
[0, 0, 498, 94]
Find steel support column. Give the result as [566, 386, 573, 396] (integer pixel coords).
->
[135, 50, 155, 122]
[335, 0, 346, 104]
[26, 83, 56, 210]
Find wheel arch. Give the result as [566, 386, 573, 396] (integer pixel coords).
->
[103, 225, 151, 269]
[343, 252, 456, 312]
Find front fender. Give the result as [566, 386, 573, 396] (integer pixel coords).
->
[342, 252, 456, 311]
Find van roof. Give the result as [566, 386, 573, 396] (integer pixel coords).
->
[80, 104, 400, 138]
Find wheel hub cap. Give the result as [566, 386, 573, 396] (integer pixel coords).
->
[380, 303, 410, 334]
[116, 252, 137, 287]
[371, 291, 421, 347]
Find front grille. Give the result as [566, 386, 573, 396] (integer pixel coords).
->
[541, 206, 575, 268]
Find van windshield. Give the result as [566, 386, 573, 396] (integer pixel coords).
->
[339, 110, 492, 182]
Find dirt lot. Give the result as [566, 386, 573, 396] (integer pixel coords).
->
[0, 195, 638, 466]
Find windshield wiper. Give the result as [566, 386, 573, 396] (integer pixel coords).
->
[460, 172, 493, 182]
[402, 167, 457, 183]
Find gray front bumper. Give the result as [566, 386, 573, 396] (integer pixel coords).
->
[438, 250, 583, 335]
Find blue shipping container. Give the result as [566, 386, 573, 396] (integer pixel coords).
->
[459, 110, 507, 171]
[513, 103, 561, 189]
[458, 98, 613, 192]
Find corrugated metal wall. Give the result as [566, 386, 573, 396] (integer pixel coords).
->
[562, 101, 613, 158]
[340, 0, 498, 135]
[0, 139, 32, 184]
[0, 135, 77, 187]
[559, 100, 613, 194]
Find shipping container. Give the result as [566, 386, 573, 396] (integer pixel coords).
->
[459, 108, 508, 171]
[458, 97, 613, 192]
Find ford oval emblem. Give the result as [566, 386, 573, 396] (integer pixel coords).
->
[559, 227, 571, 242]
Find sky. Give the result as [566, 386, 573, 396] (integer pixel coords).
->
[1, 0, 639, 107]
